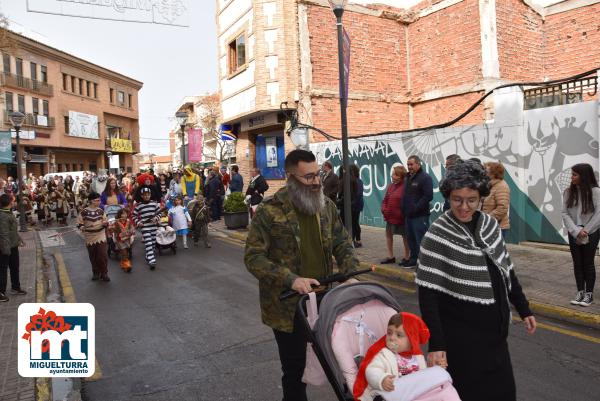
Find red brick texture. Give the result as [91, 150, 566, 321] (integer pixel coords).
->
[543, 4, 600, 78]
[496, 0, 544, 81]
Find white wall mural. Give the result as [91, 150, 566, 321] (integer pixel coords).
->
[311, 93, 599, 244]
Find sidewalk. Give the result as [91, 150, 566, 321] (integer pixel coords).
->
[212, 221, 600, 328]
[0, 230, 38, 401]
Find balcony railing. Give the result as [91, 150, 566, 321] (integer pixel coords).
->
[3, 111, 55, 129]
[1, 72, 54, 96]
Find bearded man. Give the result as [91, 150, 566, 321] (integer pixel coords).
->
[244, 149, 360, 401]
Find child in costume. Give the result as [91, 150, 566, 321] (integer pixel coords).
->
[133, 187, 161, 269]
[354, 312, 460, 401]
[66, 185, 77, 218]
[33, 187, 50, 225]
[77, 192, 110, 282]
[168, 196, 191, 249]
[189, 193, 211, 248]
[113, 208, 135, 272]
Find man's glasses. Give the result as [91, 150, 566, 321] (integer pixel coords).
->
[292, 173, 321, 183]
[450, 197, 480, 208]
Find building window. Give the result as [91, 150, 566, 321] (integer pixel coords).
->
[79, 164, 84, 171]
[57, 164, 63, 173]
[86, 81, 91, 97]
[16, 58, 23, 76]
[32, 97, 39, 115]
[228, 34, 246, 75]
[128, 94, 132, 108]
[79, 79, 83, 95]
[71, 76, 76, 93]
[41, 65, 47, 83]
[64, 116, 69, 134]
[62, 73, 68, 90]
[5, 91, 13, 112]
[42, 100, 48, 116]
[110, 88, 114, 103]
[93, 83, 98, 98]
[117, 90, 125, 105]
[2, 53, 9, 73]
[30, 62, 37, 80]
[17, 94, 25, 113]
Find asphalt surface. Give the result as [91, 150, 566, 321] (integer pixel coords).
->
[46, 228, 600, 401]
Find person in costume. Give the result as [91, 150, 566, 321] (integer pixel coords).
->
[181, 165, 202, 203]
[50, 182, 70, 226]
[189, 193, 211, 248]
[354, 312, 460, 401]
[134, 173, 161, 203]
[417, 160, 536, 401]
[113, 208, 135, 272]
[33, 186, 50, 225]
[133, 187, 161, 269]
[168, 196, 191, 249]
[77, 192, 109, 282]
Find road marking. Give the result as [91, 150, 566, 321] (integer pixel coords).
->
[511, 316, 600, 344]
[39, 230, 65, 247]
[214, 236, 600, 344]
[53, 252, 104, 381]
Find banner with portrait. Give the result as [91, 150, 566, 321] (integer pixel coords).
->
[68, 111, 99, 139]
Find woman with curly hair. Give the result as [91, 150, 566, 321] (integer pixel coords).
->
[561, 163, 600, 307]
[416, 159, 536, 401]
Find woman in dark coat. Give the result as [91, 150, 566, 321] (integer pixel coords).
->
[416, 160, 537, 401]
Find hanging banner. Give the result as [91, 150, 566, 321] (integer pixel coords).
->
[187, 128, 203, 162]
[68, 111, 99, 139]
[10, 129, 36, 140]
[0, 131, 11, 163]
[110, 138, 133, 153]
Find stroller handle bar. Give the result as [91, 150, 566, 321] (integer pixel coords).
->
[279, 266, 376, 301]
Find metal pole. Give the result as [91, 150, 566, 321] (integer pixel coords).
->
[180, 125, 186, 167]
[15, 126, 27, 232]
[333, 7, 352, 240]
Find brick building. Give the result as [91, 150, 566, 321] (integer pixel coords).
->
[0, 30, 142, 178]
[216, 0, 600, 192]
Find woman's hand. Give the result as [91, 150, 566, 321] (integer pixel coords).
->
[427, 351, 447, 368]
[578, 229, 589, 239]
[523, 315, 537, 335]
[382, 375, 395, 392]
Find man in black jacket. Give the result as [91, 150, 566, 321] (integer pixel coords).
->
[320, 161, 339, 202]
[401, 155, 433, 268]
[245, 168, 269, 217]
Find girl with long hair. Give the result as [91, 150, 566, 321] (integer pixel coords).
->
[562, 163, 600, 307]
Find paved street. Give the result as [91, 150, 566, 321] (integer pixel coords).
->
[45, 228, 600, 401]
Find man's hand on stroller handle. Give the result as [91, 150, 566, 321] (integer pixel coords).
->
[427, 351, 448, 369]
[292, 277, 321, 294]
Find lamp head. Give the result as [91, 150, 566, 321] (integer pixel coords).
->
[328, 0, 348, 10]
[106, 151, 113, 158]
[9, 111, 25, 128]
[289, 127, 309, 150]
[175, 111, 188, 127]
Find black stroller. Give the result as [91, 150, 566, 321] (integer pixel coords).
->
[283, 270, 402, 401]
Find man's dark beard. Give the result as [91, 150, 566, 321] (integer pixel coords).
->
[287, 175, 325, 216]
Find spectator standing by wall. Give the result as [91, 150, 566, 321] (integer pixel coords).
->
[482, 162, 511, 239]
[229, 165, 244, 193]
[349, 164, 364, 248]
[402, 155, 433, 268]
[221, 166, 231, 191]
[245, 168, 269, 218]
[321, 161, 339, 203]
[381, 165, 410, 266]
[206, 169, 224, 221]
[0, 194, 26, 302]
[443, 154, 461, 211]
[562, 163, 600, 307]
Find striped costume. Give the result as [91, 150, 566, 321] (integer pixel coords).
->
[133, 201, 161, 267]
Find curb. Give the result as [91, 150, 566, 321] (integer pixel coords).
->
[34, 231, 52, 401]
[215, 228, 600, 330]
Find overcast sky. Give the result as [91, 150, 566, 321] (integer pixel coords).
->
[0, 0, 217, 155]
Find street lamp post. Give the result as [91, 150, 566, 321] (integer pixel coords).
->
[329, 0, 352, 238]
[9, 111, 28, 232]
[175, 111, 188, 167]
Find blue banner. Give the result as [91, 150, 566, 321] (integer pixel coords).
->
[0, 131, 12, 163]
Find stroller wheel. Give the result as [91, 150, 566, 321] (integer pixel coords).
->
[172, 245, 176, 255]
[157, 247, 162, 256]
[128, 248, 133, 259]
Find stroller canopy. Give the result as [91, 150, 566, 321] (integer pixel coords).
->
[313, 282, 402, 395]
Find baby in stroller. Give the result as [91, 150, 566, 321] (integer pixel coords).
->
[353, 313, 460, 401]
